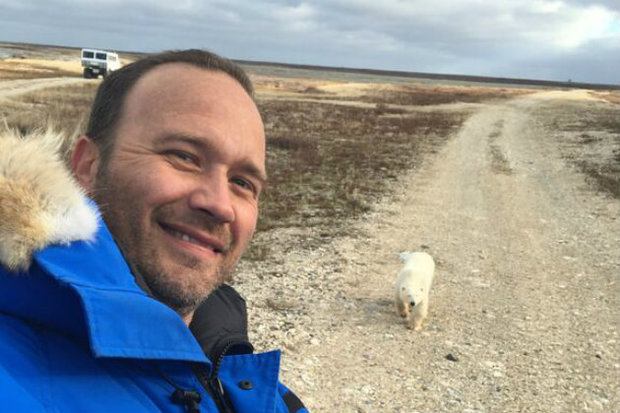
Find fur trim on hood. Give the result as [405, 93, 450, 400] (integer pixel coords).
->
[0, 128, 98, 271]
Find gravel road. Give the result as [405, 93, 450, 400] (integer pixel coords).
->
[0, 77, 86, 101]
[237, 90, 620, 413]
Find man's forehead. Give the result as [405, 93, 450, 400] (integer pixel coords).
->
[120, 63, 257, 122]
[115, 63, 265, 165]
[130, 63, 244, 100]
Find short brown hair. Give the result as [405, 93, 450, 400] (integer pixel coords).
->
[86, 49, 254, 163]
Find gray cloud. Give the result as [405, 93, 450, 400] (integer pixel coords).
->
[1, 0, 618, 84]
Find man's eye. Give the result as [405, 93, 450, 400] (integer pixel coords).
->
[232, 177, 255, 193]
[166, 150, 197, 164]
[172, 151, 193, 162]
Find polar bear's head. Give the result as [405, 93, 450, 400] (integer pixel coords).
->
[399, 284, 426, 308]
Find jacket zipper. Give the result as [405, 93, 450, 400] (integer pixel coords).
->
[193, 364, 235, 413]
[196, 340, 238, 413]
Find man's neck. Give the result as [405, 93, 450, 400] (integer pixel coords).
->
[182, 311, 195, 326]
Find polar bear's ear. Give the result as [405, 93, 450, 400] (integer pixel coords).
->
[398, 252, 412, 262]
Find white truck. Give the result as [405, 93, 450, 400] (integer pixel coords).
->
[80, 48, 121, 79]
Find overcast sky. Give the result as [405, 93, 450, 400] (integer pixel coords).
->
[1, 0, 619, 84]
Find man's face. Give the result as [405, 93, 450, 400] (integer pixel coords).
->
[89, 64, 265, 316]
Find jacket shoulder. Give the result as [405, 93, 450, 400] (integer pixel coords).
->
[0, 313, 49, 412]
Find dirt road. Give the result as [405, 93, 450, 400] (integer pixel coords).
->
[0, 77, 86, 101]
[239, 90, 620, 413]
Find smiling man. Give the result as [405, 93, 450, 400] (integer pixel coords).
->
[0, 50, 307, 413]
[74, 62, 266, 321]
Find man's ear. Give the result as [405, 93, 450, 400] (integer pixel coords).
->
[72, 135, 100, 194]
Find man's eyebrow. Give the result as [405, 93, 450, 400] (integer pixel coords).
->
[154, 133, 268, 184]
[239, 162, 268, 187]
[153, 133, 207, 149]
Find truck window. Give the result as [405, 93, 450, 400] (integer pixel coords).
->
[82, 51, 94, 59]
[96, 53, 107, 60]
[108, 55, 117, 62]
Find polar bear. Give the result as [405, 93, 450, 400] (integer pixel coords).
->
[395, 251, 435, 330]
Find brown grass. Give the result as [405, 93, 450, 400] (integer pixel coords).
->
[257, 99, 466, 241]
[588, 91, 620, 105]
[357, 85, 534, 106]
[1, 83, 98, 159]
[0, 59, 80, 80]
[542, 102, 620, 198]
[252, 77, 535, 106]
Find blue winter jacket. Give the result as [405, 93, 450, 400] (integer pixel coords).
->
[0, 130, 307, 412]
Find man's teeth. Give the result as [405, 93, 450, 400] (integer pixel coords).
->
[169, 229, 213, 250]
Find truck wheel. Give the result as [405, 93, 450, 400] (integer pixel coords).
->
[83, 68, 92, 79]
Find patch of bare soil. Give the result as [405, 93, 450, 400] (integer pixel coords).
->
[237, 90, 620, 413]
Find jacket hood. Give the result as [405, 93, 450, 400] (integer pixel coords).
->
[0, 128, 98, 270]
[0, 128, 208, 362]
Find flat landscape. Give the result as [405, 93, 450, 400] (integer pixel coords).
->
[1, 43, 619, 413]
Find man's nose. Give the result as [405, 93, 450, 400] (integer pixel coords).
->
[187, 173, 235, 223]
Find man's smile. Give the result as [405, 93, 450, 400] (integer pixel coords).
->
[159, 221, 227, 255]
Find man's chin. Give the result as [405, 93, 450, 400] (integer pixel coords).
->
[136, 249, 238, 312]
[137, 266, 214, 314]
[149, 280, 211, 316]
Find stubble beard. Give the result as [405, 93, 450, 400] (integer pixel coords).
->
[92, 165, 238, 317]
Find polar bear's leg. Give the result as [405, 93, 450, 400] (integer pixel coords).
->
[412, 312, 424, 331]
[408, 305, 423, 331]
[408, 300, 429, 331]
[396, 296, 408, 318]
[418, 300, 430, 329]
[396, 287, 408, 318]
[420, 299, 429, 320]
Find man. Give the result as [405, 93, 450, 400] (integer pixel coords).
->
[0, 50, 307, 413]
